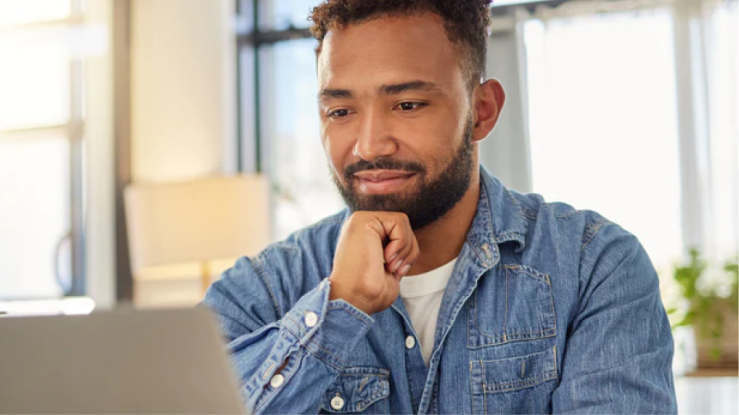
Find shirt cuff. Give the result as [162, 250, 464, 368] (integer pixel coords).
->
[281, 279, 375, 370]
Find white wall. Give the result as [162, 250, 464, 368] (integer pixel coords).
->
[479, 14, 533, 193]
[85, 0, 116, 309]
[128, 0, 237, 307]
[130, 0, 236, 183]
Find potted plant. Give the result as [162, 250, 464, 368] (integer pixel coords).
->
[670, 249, 738, 370]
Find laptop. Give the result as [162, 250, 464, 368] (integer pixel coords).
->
[0, 307, 246, 414]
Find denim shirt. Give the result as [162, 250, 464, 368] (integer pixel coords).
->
[203, 167, 677, 414]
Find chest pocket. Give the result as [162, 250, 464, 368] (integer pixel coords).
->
[468, 264, 556, 348]
[470, 347, 558, 414]
[318, 367, 390, 414]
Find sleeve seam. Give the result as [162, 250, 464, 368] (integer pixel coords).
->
[580, 218, 612, 252]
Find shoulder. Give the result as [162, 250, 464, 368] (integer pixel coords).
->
[508, 189, 631, 252]
[508, 191, 652, 300]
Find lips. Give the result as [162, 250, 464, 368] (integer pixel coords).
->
[353, 170, 417, 194]
[353, 170, 415, 182]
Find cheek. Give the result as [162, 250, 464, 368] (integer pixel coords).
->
[321, 130, 353, 179]
[396, 122, 459, 167]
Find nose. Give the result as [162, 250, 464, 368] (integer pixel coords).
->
[352, 109, 398, 161]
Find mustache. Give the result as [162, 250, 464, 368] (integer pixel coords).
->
[344, 158, 427, 181]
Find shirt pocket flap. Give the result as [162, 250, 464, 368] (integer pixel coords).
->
[472, 347, 558, 394]
[319, 367, 390, 413]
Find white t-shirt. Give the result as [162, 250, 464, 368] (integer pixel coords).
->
[399, 258, 457, 366]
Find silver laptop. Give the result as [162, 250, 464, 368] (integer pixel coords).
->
[0, 307, 246, 414]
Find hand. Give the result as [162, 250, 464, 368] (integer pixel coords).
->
[328, 211, 420, 315]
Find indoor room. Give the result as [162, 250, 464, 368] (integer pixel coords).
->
[0, 0, 736, 413]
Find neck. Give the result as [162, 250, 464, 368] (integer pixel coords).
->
[407, 167, 481, 276]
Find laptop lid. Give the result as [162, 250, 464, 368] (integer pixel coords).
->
[0, 307, 245, 414]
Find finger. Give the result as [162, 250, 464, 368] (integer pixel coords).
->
[375, 213, 413, 268]
[403, 236, 421, 275]
[378, 212, 412, 245]
[385, 231, 415, 274]
[394, 225, 420, 277]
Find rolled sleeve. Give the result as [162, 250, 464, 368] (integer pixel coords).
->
[281, 279, 375, 370]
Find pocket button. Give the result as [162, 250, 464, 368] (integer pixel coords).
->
[305, 312, 318, 328]
[330, 395, 345, 410]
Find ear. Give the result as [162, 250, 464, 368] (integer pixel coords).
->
[471, 79, 506, 143]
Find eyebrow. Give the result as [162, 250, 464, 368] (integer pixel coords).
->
[380, 80, 442, 95]
[318, 80, 443, 102]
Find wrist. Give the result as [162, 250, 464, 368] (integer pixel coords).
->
[328, 277, 374, 315]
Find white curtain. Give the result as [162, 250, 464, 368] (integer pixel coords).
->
[675, 0, 738, 264]
[515, 0, 738, 272]
[521, 2, 683, 273]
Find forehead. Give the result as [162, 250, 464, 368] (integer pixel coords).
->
[316, 12, 465, 93]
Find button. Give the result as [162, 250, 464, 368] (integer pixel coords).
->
[270, 373, 285, 388]
[304, 312, 318, 328]
[405, 335, 416, 349]
[330, 395, 345, 410]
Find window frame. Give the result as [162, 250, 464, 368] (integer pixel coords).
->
[0, 0, 87, 299]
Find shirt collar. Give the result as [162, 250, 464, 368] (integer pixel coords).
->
[466, 167, 528, 266]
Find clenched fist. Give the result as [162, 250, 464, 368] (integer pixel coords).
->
[328, 211, 420, 315]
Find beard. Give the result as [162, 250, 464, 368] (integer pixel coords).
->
[332, 118, 475, 230]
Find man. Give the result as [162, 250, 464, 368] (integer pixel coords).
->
[203, 1, 677, 413]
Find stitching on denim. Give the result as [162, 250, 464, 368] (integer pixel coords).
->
[327, 301, 374, 325]
[469, 329, 557, 348]
[300, 341, 343, 372]
[581, 216, 612, 251]
[504, 188, 527, 221]
[319, 377, 389, 413]
[503, 268, 509, 342]
[304, 338, 346, 368]
[476, 348, 558, 395]
[483, 371, 488, 415]
[338, 372, 389, 378]
[547, 276, 558, 335]
[281, 317, 345, 368]
[253, 346, 305, 412]
[471, 265, 556, 343]
[482, 370, 557, 394]
[252, 256, 282, 318]
[421, 274, 483, 412]
[503, 264, 551, 285]
[522, 208, 538, 220]
[555, 208, 583, 219]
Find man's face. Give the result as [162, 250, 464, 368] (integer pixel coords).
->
[317, 12, 477, 230]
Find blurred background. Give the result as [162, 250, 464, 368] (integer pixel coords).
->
[0, 0, 736, 412]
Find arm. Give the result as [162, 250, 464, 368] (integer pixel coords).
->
[551, 222, 677, 414]
[203, 257, 374, 414]
[203, 211, 419, 414]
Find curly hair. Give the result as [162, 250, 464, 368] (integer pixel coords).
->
[309, 0, 493, 87]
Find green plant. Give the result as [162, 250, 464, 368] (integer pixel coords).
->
[670, 249, 739, 361]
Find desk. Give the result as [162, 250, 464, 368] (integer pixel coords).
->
[676, 376, 738, 415]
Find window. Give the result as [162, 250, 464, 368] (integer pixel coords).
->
[238, 0, 344, 241]
[261, 38, 345, 240]
[260, 0, 315, 30]
[523, 8, 683, 274]
[0, 0, 86, 300]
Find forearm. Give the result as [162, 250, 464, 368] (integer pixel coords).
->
[225, 280, 375, 414]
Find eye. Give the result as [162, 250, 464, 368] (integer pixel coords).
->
[328, 109, 351, 118]
[395, 102, 426, 111]
[328, 109, 352, 119]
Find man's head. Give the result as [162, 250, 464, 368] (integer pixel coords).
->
[311, 0, 493, 89]
[311, 0, 505, 230]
